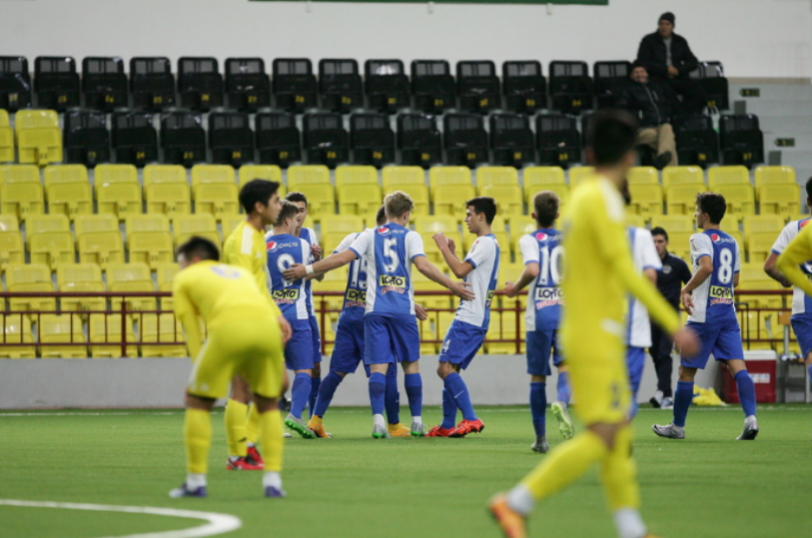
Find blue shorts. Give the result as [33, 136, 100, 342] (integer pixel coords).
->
[791, 313, 812, 359]
[329, 316, 365, 374]
[309, 315, 322, 364]
[363, 314, 420, 366]
[682, 317, 744, 369]
[284, 319, 314, 371]
[439, 319, 486, 370]
[626, 346, 646, 397]
[526, 329, 563, 376]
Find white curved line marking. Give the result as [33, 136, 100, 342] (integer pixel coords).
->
[0, 499, 242, 538]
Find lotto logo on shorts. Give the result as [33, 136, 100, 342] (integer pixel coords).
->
[272, 288, 300, 303]
[379, 274, 406, 294]
[344, 289, 367, 307]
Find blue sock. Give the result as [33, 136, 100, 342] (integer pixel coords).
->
[441, 388, 457, 429]
[530, 382, 547, 436]
[629, 395, 639, 420]
[308, 375, 321, 418]
[734, 370, 757, 417]
[291, 373, 312, 419]
[808, 364, 812, 385]
[556, 371, 571, 405]
[404, 373, 423, 419]
[313, 372, 342, 418]
[384, 370, 401, 425]
[673, 380, 694, 428]
[445, 372, 477, 421]
[368, 372, 386, 416]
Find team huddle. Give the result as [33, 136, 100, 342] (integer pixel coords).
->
[165, 110, 812, 538]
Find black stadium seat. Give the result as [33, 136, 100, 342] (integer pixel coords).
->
[272, 58, 317, 113]
[444, 113, 488, 168]
[319, 59, 363, 114]
[691, 61, 729, 111]
[161, 111, 205, 167]
[675, 115, 718, 168]
[178, 57, 223, 111]
[397, 113, 442, 168]
[209, 112, 253, 167]
[364, 59, 409, 114]
[411, 60, 455, 114]
[720, 114, 764, 167]
[502, 61, 546, 114]
[82, 57, 128, 111]
[593, 61, 632, 109]
[225, 57, 270, 111]
[130, 57, 175, 111]
[303, 112, 348, 168]
[457, 60, 500, 114]
[112, 111, 158, 167]
[256, 112, 301, 168]
[536, 114, 580, 167]
[350, 113, 395, 168]
[34, 56, 81, 111]
[64, 110, 110, 168]
[549, 61, 593, 114]
[0, 56, 32, 112]
[490, 114, 534, 168]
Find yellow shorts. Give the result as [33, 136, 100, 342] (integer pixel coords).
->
[187, 317, 284, 400]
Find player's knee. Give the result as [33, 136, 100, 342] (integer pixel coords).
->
[588, 422, 621, 451]
[437, 362, 452, 379]
[530, 374, 546, 383]
[312, 363, 322, 377]
[185, 392, 216, 410]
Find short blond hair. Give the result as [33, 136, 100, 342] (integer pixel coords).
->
[384, 191, 414, 219]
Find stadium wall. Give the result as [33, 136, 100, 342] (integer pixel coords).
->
[0, 0, 809, 79]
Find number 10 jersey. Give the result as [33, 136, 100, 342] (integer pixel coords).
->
[688, 229, 741, 324]
[519, 228, 563, 332]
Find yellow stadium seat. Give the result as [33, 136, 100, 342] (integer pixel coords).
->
[568, 166, 594, 187]
[125, 214, 170, 241]
[287, 165, 330, 188]
[665, 183, 708, 215]
[129, 231, 174, 270]
[754, 166, 795, 191]
[490, 215, 506, 233]
[15, 109, 62, 166]
[292, 184, 335, 221]
[335, 165, 378, 186]
[320, 215, 364, 251]
[431, 311, 458, 354]
[627, 166, 658, 184]
[322, 232, 352, 255]
[139, 314, 187, 357]
[524, 167, 566, 196]
[650, 215, 695, 233]
[191, 164, 236, 197]
[667, 232, 693, 263]
[94, 163, 138, 191]
[56, 263, 106, 315]
[417, 314, 438, 355]
[143, 164, 187, 187]
[626, 214, 646, 229]
[220, 214, 244, 239]
[738, 263, 783, 308]
[708, 166, 749, 188]
[486, 310, 523, 354]
[509, 215, 536, 235]
[0, 231, 24, 273]
[98, 183, 142, 221]
[0, 182, 44, 222]
[48, 181, 93, 221]
[30, 231, 75, 271]
[429, 166, 471, 197]
[0, 214, 18, 232]
[75, 214, 118, 239]
[662, 166, 705, 188]
[0, 164, 40, 185]
[5, 263, 55, 317]
[156, 262, 181, 310]
[382, 166, 425, 189]
[337, 183, 382, 216]
[747, 232, 778, 263]
[759, 184, 801, 217]
[173, 214, 219, 248]
[383, 183, 429, 217]
[414, 215, 460, 264]
[498, 264, 527, 310]
[477, 166, 518, 187]
[434, 184, 476, 221]
[89, 314, 137, 358]
[0, 110, 13, 163]
[742, 215, 785, 238]
[0, 314, 36, 358]
[78, 231, 125, 269]
[412, 270, 452, 311]
[479, 184, 523, 217]
[725, 230, 744, 255]
[239, 164, 283, 187]
[303, 215, 315, 231]
[627, 183, 663, 217]
[107, 262, 156, 313]
[194, 182, 239, 222]
[717, 183, 755, 221]
[43, 164, 88, 191]
[38, 314, 87, 359]
[25, 214, 69, 248]
[146, 182, 191, 219]
[525, 182, 570, 209]
[310, 267, 349, 314]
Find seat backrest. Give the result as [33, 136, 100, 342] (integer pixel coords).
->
[26, 213, 70, 239]
[335, 165, 378, 186]
[43, 164, 88, 188]
[34, 56, 79, 89]
[549, 61, 590, 80]
[627, 166, 658, 184]
[15, 110, 59, 132]
[535, 114, 578, 133]
[443, 114, 486, 145]
[57, 263, 103, 286]
[272, 58, 315, 92]
[126, 214, 170, 236]
[477, 166, 518, 187]
[754, 166, 795, 189]
[382, 166, 425, 188]
[662, 166, 705, 187]
[708, 165, 749, 188]
[106, 262, 152, 286]
[94, 164, 138, 193]
[287, 164, 330, 186]
[411, 60, 454, 93]
[130, 57, 173, 90]
[319, 59, 360, 79]
[690, 61, 725, 79]
[178, 57, 221, 88]
[82, 57, 125, 78]
[7, 263, 51, 287]
[143, 164, 186, 185]
[489, 113, 531, 144]
[429, 166, 471, 192]
[0, 164, 40, 185]
[720, 114, 760, 133]
[224, 57, 268, 91]
[303, 113, 348, 148]
[75, 214, 119, 236]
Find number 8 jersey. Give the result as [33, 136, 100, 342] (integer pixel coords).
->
[688, 229, 741, 324]
[519, 228, 563, 331]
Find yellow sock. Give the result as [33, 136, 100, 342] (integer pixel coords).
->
[309, 415, 322, 426]
[258, 409, 284, 473]
[224, 399, 248, 457]
[521, 430, 608, 501]
[600, 425, 640, 510]
[246, 404, 261, 445]
[184, 408, 211, 474]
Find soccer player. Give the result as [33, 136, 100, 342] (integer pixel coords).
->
[426, 197, 499, 439]
[221, 179, 292, 470]
[653, 192, 759, 441]
[765, 177, 812, 390]
[308, 206, 420, 438]
[284, 191, 474, 438]
[502, 191, 573, 453]
[169, 237, 287, 498]
[490, 110, 698, 538]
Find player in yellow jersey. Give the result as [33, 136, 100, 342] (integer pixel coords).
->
[169, 237, 288, 498]
[222, 179, 292, 470]
[489, 110, 699, 538]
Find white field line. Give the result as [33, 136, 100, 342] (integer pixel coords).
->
[0, 499, 241, 538]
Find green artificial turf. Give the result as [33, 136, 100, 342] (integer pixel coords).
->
[0, 405, 809, 537]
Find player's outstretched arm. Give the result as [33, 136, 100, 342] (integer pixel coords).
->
[433, 233, 474, 278]
[413, 255, 475, 301]
[284, 250, 358, 281]
[679, 256, 712, 315]
[504, 263, 539, 298]
[764, 252, 792, 288]
[777, 226, 812, 297]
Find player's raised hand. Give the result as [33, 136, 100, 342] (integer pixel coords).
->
[312, 244, 323, 261]
[283, 263, 307, 281]
[432, 232, 448, 250]
[680, 288, 694, 315]
[447, 237, 456, 254]
[278, 316, 292, 344]
[673, 326, 699, 357]
[414, 303, 429, 321]
[503, 282, 518, 298]
[450, 281, 475, 301]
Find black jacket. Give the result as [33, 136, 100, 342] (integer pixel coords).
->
[617, 79, 676, 127]
[636, 32, 699, 80]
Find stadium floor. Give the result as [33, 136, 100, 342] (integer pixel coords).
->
[0, 405, 809, 538]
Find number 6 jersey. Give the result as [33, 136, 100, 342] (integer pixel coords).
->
[688, 229, 741, 324]
[519, 228, 563, 332]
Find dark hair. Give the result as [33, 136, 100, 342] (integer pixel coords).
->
[620, 178, 632, 205]
[805, 176, 812, 201]
[586, 110, 640, 166]
[376, 205, 386, 226]
[178, 236, 220, 262]
[466, 196, 497, 224]
[650, 226, 669, 242]
[239, 179, 280, 214]
[286, 191, 308, 207]
[696, 192, 727, 224]
[277, 200, 300, 227]
[533, 191, 560, 228]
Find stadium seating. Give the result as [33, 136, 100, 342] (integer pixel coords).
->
[173, 214, 219, 249]
[665, 183, 708, 215]
[225, 58, 270, 112]
[39, 314, 87, 358]
[256, 112, 301, 168]
[667, 231, 693, 262]
[5, 263, 55, 316]
[434, 184, 476, 222]
[747, 232, 777, 263]
[675, 115, 719, 167]
[82, 57, 128, 112]
[89, 314, 138, 358]
[690, 61, 729, 111]
[96, 164, 141, 220]
[414, 215, 460, 263]
[272, 58, 318, 113]
[536, 114, 580, 167]
[30, 231, 74, 271]
[411, 60, 455, 114]
[0, 164, 39, 185]
[650, 215, 695, 233]
[145, 180, 192, 219]
[319, 59, 363, 114]
[112, 111, 159, 167]
[593, 61, 632, 109]
[177, 57, 223, 111]
[238, 164, 283, 189]
[568, 166, 595, 187]
[190, 164, 235, 196]
[429, 166, 471, 197]
[48, 180, 92, 221]
[0, 56, 32, 112]
[0, 314, 36, 359]
[627, 166, 658, 184]
[0, 110, 14, 162]
[549, 61, 593, 114]
[78, 230, 125, 269]
[337, 183, 382, 217]
[365, 59, 409, 114]
[156, 262, 180, 310]
[759, 184, 800, 217]
[755, 166, 795, 192]
[742, 215, 785, 238]
[382, 172, 429, 216]
[490, 114, 534, 168]
[719, 114, 764, 167]
[444, 113, 488, 167]
[44, 164, 88, 191]
[15, 109, 62, 166]
[412, 270, 452, 311]
[303, 113, 349, 168]
[64, 110, 110, 167]
[480, 184, 523, 217]
[350, 113, 395, 168]
[311, 268, 350, 316]
[708, 166, 749, 188]
[627, 183, 664, 218]
[478, 166, 518, 187]
[34, 56, 81, 111]
[130, 57, 175, 111]
[57, 263, 105, 314]
[288, 165, 330, 188]
[125, 213, 170, 243]
[139, 314, 187, 357]
[209, 112, 253, 167]
[626, 214, 646, 229]
[524, 166, 566, 202]
[161, 111, 205, 167]
[457, 60, 500, 114]
[716, 183, 755, 221]
[397, 113, 442, 168]
[0, 180, 44, 222]
[106, 262, 156, 313]
[195, 183, 239, 222]
[738, 263, 783, 308]
[335, 165, 377, 186]
[662, 166, 705, 188]
[486, 310, 523, 354]
[0, 230, 24, 274]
